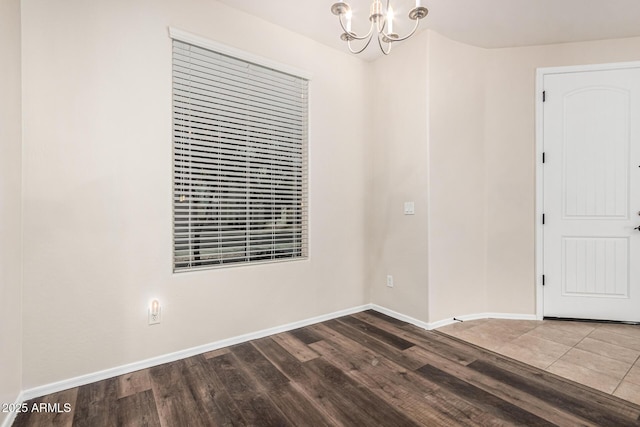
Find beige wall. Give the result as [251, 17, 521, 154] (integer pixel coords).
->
[21, 0, 370, 388]
[366, 30, 488, 324]
[0, 0, 23, 420]
[367, 32, 430, 321]
[484, 36, 640, 314]
[426, 32, 488, 322]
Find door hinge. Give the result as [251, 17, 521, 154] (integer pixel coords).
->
[542, 152, 546, 163]
[542, 213, 545, 225]
[542, 275, 546, 286]
[543, 91, 546, 102]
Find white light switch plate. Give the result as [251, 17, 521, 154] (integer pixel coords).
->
[404, 202, 415, 215]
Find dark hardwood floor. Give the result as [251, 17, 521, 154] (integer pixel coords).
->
[13, 310, 640, 426]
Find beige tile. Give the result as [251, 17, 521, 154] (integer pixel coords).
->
[467, 320, 533, 341]
[543, 320, 598, 335]
[455, 319, 491, 327]
[512, 333, 571, 353]
[596, 323, 640, 340]
[450, 319, 556, 357]
[547, 358, 621, 394]
[484, 319, 541, 335]
[437, 319, 488, 336]
[614, 380, 640, 405]
[498, 337, 569, 370]
[455, 329, 512, 352]
[575, 337, 640, 365]
[525, 324, 588, 347]
[589, 328, 640, 352]
[555, 348, 631, 381]
[623, 363, 640, 386]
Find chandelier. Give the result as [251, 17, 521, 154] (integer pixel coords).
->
[331, 0, 429, 55]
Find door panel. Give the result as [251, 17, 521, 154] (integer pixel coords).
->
[561, 237, 628, 297]
[543, 67, 640, 322]
[563, 88, 629, 219]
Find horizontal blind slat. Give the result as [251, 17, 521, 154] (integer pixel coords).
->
[172, 53, 308, 101]
[172, 62, 307, 109]
[172, 69, 307, 111]
[173, 79, 305, 119]
[174, 153, 304, 171]
[174, 111, 304, 142]
[174, 126, 304, 152]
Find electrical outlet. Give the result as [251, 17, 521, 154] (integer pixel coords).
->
[386, 275, 394, 288]
[148, 307, 161, 325]
[148, 300, 161, 325]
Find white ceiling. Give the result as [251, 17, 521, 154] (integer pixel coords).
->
[218, 0, 640, 60]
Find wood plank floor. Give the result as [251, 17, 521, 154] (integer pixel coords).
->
[13, 310, 640, 426]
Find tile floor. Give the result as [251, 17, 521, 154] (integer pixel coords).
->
[437, 318, 640, 405]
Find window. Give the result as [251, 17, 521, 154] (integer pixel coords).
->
[172, 37, 308, 271]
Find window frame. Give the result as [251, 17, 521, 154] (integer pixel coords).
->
[170, 28, 311, 272]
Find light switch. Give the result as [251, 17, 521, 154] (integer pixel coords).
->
[404, 202, 415, 215]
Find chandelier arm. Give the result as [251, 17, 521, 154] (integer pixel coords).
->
[379, 17, 421, 43]
[348, 32, 375, 54]
[338, 13, 375, 41]
[380, 18, 389, 34]
[378, 34, 392, 55]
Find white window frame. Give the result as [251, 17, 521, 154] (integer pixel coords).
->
[170, 28, 310, 272]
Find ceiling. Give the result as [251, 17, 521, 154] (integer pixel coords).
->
[217, 0, 640, 61]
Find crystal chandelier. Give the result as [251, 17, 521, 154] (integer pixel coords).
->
[331, 0, 429, 55]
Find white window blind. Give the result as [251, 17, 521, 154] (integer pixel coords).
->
[172, 39, 309, 271]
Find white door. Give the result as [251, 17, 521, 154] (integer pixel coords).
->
[543, 66, 640, 322]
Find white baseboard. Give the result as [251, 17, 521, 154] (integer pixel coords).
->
[428, 317, 459, 330]
[22, 304, 372, 401]
[430, 312, 539, 330]
[454, 312, 538, 322]
[1, 391, 24, 427]
[368, 305, 537, 331]
[18, 304, 538, 403]
[368, 304, 431, 330]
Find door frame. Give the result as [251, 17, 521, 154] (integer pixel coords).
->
[535, 60, 640, 320]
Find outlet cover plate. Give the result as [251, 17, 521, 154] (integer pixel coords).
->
[404, 202, 415, 215]
[148, 308, 161, 325]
